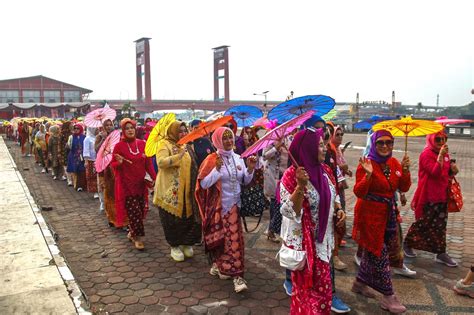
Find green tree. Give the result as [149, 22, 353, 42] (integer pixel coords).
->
[121, 102, 136, 118]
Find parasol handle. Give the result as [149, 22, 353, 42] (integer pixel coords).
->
[281, 142, 299, 168]
[404, 134, 408, 156]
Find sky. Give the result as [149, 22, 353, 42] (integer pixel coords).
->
[1, 0, 473, 106]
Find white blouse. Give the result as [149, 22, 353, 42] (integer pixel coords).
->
[200, 152, 254, 215]
[279, 174, 338, 263]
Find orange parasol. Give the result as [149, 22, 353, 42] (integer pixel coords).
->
[177, 116, 233, 145]
[372, 116, 444, 154]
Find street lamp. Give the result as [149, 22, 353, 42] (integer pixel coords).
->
[253, 90, 270, 113]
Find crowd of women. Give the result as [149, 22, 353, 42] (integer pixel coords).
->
[5, 113, 472, 314]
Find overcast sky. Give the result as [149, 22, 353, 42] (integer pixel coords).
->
[2, 0, 472, 106]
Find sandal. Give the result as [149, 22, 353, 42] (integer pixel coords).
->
[127, 232, 134, 242]
[134, 241, 144, 250]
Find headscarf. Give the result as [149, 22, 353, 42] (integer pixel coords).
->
[330, 125, 346, 166]
[424, 131, 447, 154]
[288, 128, 331, 243]
[166, 121, 182, 144]
[304, 114, 326, 129]
[367, 130, 394, 164]
[190, 119, 201, 128]
[211, 127, 234, 157]
[363, 129, 374, 157]
[120, 118, 136, 142]
[49, 125, 60, 136]
[86, 127, 96, 138]
[74, 123, 84, 135]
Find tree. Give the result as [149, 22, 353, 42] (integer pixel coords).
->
[121, 102, 136, 118]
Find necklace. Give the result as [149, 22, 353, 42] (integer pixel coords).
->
[127, 141, 140, 155]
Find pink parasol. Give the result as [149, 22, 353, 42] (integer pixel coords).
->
[435, 116, 472, 126]
[241, 110, 315, 166]
[95, 130, 121, 172]
[85, 107, 117, 128]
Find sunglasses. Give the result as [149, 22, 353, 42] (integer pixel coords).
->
[435, 136, 447, 143]
[375, 140, 394, 147]
[335, 132, 344, 137]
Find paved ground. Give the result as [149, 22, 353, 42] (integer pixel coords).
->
[4, 133, 474, 314]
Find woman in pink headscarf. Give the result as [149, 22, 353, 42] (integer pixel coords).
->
[195, 127, 256, 293]
[404, 131, 460, 267]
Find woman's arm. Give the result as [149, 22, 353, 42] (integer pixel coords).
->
[200, 168, 222, 189]
[353, 159, 373, 198]
[156, 144, 184, 169]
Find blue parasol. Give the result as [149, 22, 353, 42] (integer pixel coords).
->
[268, 95, 335, 124]
[354, 115, 394, 130]
[224, 105, 263, 127]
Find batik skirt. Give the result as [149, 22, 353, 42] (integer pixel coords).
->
[158, 207, 201, 247]
[404, 202, 448, 254]
[125, 195, 146, 238]
[269, 198, 282, 234]
[215, 205, 245, 278]
[85, 160, 98, 193]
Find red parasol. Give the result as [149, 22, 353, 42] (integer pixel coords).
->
[435, 116, 472, 126]
[177, 116, 233, 145]
[85, 107, 117, 128]
[95, 130, 121, 172]
[241, 110, 315, 166]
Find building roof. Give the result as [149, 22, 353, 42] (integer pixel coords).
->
[0, 75, 93, 94]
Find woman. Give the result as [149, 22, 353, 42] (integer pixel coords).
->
[352, 130, 411, 313]
[61, 121, 73, 184]
[263, 138, 289, 242]
[83, 127, 99, 198]
[403, 131, 459, 267]
[48, 125, 64, 180]
[66, 124, 86, 191]
[454, 265, 474, 298]
[20, 121, 30, 157]
[112, 119, 156, 249]
[34, 124, 49, 173]
[153, 121, 201, 262]
[196, 127, 256, 293]
[95, 119, 118, 225]
[280, 128, 343, 315]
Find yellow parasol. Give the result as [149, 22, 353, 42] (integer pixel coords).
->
[145, 113, 176, 157]
[372, 116, 444, 154]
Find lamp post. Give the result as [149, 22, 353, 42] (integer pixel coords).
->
[253, 90, 270, 114]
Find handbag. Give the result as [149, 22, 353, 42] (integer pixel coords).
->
[447, 177, 463, 213]
[240, 183, 266, 232]
[276, 243, 307, 271]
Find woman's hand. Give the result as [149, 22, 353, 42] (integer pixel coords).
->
[401, 155, 410, 173]
[439, 144, 449, 157]
[114, 154, 124, 165]
[216, 156, 223, 171]
[296, 167, 309, 187]
[450, 161, 459, 175]
[359, 157, 373, 177]
[246, 155, 257, 172]
[400, 193, 407, 206]
[336, 209, 346, 228]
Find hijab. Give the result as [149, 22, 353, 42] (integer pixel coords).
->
[304, 114, 326, 129]
[74, 123, 84, 135]
[330, 126, 346, 166]
[120, 118, 136, 142]
[166, 121, 182, 144]
[289, 128, 331, 243]
[367, 130, 394, 164]
[211, 127, 234, 157]
[424, 131, 447, 154]
[86, 127, 96, 138]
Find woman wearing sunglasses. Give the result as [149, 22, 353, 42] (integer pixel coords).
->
[352, 130, 411, 313]
[403, 131, 459, 267]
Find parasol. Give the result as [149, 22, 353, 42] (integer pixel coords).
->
[372, 116, 443, 154]
[268, 95, 335, 124]
[435, 116, 472, 126]
[84, 107, 116, 128]
[95, 130, 121, 172]
[224, 105, 263, 127]
[322, 108, 338, 121]
[354, 115, 395, 130]
[145, 113, 176, 157]
[177, 116, 233, 145]
[241, 110, 315, 166]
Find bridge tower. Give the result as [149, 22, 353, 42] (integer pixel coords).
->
[135, 38, 152, 104]
[213, 46, 230, 104]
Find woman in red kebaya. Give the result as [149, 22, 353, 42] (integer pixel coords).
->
[112, 119, 156, 250]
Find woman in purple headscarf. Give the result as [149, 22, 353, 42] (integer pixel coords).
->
[279, 128, 343, 315]
[352, 130, 411, 314]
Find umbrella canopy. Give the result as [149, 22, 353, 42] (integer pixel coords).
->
[85, 107, 116, 128]
[322, 108, 338, 121]
[177, 116, 233, 145]
[145, 113, 176, 157]
[354, 115, 395, 130]
[372, 116, 444, 153]
[241, 110, 315, 166]
[95, 130, 121, 172]
[435, 116, 472, 126]
[224, 105, 263, 127]
[268, 95, 335, 124]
